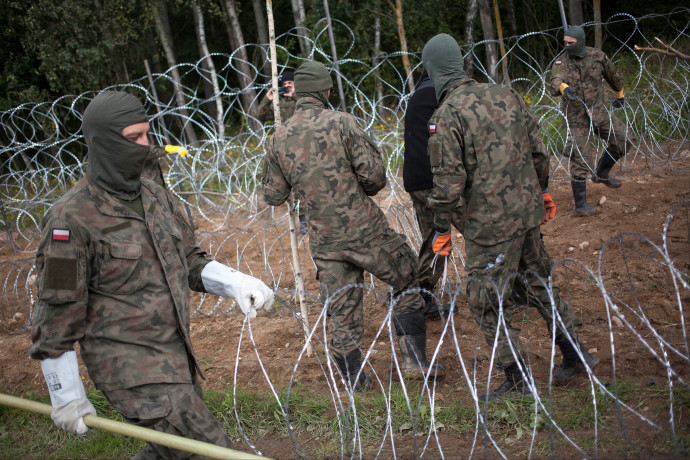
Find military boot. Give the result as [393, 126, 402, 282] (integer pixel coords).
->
[479, 363, 532, 402]
[394, 311, 446, 379]
[592, 151, 622, 188]
[333, 349, 372, 392]
[571, 180, 598, 216]
[554, 337, 599, 382]
[420, 284, 456, 319]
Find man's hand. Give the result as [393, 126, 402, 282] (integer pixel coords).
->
[432, 228, 452, 257]
[562, 86, 577, 101]
[40, 351, 96, 434]
[612, 97, 625, 109]
[542, 192, 556, 224]
[201, 261, 275, 318]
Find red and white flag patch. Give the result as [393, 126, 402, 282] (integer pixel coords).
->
[429, 124, 437, 134]
[555, 60, 562, 65]
[52, 228, 70, 242]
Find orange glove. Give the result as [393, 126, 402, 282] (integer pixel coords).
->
[542, 192, 556, 224]
[432, 229, 452, 256]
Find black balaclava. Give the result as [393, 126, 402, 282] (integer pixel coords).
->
[83, 91, 150, 201]
[422, 34, 468, 102]
[294, 61, 333, 107]
[279, 70, 295, 84]
[565, 26, 587, 58]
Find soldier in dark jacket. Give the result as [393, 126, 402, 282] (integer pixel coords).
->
[422, 34, 598, 401]
[262, 61, 445, 391]
[549, 25, 633, 215]
[403, 74, 455, 318]
[30, 91, 274, 457]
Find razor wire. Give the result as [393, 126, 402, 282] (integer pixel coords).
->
[0, 9, 689, 459]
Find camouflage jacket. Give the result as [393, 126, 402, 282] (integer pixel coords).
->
[258, 94, 297, 124]
[549, 46, 624, 121]
[262, 97, 389, 253]
[427, 79, 548, 246]
[30, 175, 211, 391]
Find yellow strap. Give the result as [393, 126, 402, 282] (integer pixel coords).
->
[559, 83, 569, 94]
[614, 90, 625, 99]
[165, 145, 187, 157]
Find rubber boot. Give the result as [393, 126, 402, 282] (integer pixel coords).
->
[571, 180, 598, 216]
[333, 349, 372, 392]
[420, 283, 456, 319]
[592, 150, 622, 188]
[555, 337, 599, 382]
[479, 362, 532, 402]
[393, 311, 446, 379]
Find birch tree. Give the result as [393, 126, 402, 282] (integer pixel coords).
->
[463, 0, 479, 77]
[290, 0, 311, 56]
[391, 0, 415, 93]
[478, 0, 498, 82]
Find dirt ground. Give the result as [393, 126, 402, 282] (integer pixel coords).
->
[0, 152, 688, 459]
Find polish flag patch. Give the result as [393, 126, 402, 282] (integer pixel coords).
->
[429, 124, 437, 134]
[52, 228, 70, 242]
[555, 60, 562, 65]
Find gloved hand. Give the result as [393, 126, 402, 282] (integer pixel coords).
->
[165, 145, 187, 157]
[562, 86, 577, 101]
[40, 351, 96, 434]
[542, 192, 556, 224]
[612, 97, 625, 109]
[201, 261, 274, 318]
[431, 228, 452, 257]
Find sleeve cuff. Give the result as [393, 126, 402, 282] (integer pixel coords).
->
[614, 90, 625, 99]
[559, 83, 569, 94]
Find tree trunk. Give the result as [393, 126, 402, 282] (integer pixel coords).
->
[296, 0, 310, 56]
[373, 11, 384, 120]
[593, 0, 602, 49]
[505, 0, 518, 37]
[191, 0, 224, 140]
[568, 0, 584, 26]
[323, 0, 347, 111]
[478, 0, 498, 82]
[151, 0, 198, 145]
[290, 0, 311, 55]
[491, 0, 510, 84]
[463, 0, 479, 78]
[220, 0, 260, 132]
[392, 0, 415, 93]
[250, 0, 271, 76]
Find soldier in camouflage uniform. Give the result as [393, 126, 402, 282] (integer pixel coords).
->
[262, 61, 445, 391]
[30, 91, 274, 458]
[422, 34, 598, 401]
[258, 70, 297, 124]
[549, 25, 633, 215]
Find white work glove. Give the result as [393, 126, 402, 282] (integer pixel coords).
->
[40, 350, 96, 434]
[201, 261, 274, 318]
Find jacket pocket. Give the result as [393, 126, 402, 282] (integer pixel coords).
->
[96, 241, 143, 295]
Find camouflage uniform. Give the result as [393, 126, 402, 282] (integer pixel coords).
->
[258, 95, 296, 124]
[30, 176, 233, 455]
[427, 78, 581, 370]
[549, 46, 632, 180]
[262, 96, 424, 357]
[142, 145, 167, 187]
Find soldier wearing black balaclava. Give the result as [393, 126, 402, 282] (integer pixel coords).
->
[550, 25, 634, 216]
[30, 91, 275, 458]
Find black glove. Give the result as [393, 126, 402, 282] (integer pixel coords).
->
[563, 86, 577, 101]
[612, 97, 625, 109]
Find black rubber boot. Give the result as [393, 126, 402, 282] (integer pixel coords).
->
[393, 311, 446, 379]
[592, 151, 622, 188]
[571, 180, 598, 216]
[479, 363, 532, 402]
[333, 349, 372, 392]
[420, 284, 456, 319]
[555, 338, 599, 382]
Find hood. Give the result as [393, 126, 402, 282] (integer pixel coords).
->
[565, 26, 587, 58]
[422, 34, 468, 102]
[295, 61, 333, 107]
[83, 91, 150, 201]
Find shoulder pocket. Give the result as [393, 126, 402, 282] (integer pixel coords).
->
[39, 249, 88, 304]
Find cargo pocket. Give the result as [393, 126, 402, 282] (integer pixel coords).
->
[108, 390, 171, 426]
[96, 241, 143, 295]
[380, 232, 416, 293]
[467, 258, 504, 311]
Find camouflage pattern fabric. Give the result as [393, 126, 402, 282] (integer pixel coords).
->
[427, 78, 548, 246]
[549, 46, 633, 180]
[262, 97, 390, 253]
[465, 227, 582, 370]
[30, 175, 212, 391]
[408, 189, 446, 289]
[258, 94, 296, 124]
[314, 228, 424, 358]
[104, 377, 233, 459]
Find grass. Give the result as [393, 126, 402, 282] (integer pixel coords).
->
[1, 380, 687, 459]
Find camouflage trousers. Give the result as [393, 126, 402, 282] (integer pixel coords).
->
[465, 226, 582, 371]
[103, 378, 232, 459]
[408, 189, 444, 290]
[564, 111, 633, 180]
[313, 228, 425, 358]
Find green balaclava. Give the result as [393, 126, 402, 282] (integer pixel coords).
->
[83, 91, 150, 201]
[564, 26, 587, 58]
[422, 33, 468, 102]
[294, 61, 333, 107]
